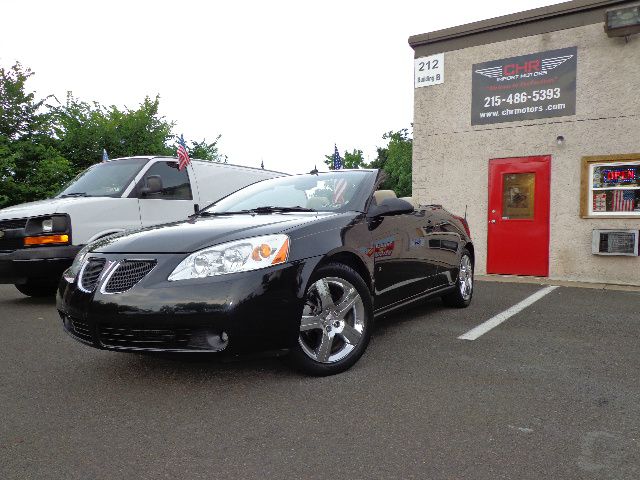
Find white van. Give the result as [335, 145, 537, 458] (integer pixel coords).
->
[0, 156, 285, 296]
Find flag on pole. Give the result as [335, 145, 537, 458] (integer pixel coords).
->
[332, 144, 342, 170]
[332, 145, 347, 203]
[176, 134, 191, 171]
[102, 149, 109, 162]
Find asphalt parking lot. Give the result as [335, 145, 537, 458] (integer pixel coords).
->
[1, 280, 639, 480]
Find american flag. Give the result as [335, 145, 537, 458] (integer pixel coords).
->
[612, 190, 635, 211]
[332, 144, 342, 170]
[331, 145, 347, 203]
[176, 134, 191, 171]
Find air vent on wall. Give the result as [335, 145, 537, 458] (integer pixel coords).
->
[592, 230, 639, 256]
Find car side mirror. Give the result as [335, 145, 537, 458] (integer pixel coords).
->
[140, 175, 163, 196]
[368, 197, 414, 217]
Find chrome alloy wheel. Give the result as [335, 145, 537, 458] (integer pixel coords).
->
[458, 254, 473, 301]
[298, 277, 366, 364]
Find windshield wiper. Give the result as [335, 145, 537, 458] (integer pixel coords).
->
[59, 192, 90, 198]
[192, 206, 316, 219]
[193, 210, 253, 217]
[248, 206, 316, 214]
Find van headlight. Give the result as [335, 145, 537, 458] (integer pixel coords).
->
[24, 215, 71, 246]
[25, 215, 69, 235]
[168, 234, 290, 281]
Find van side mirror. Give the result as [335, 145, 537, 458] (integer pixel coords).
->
[140, 175, 163, 196]
[368, 197, 414, 217]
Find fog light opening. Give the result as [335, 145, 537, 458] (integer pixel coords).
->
[187, 329, 229, 351]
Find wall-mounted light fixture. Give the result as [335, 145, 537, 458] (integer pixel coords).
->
[604, 3, 640, 39]
[556, 135, 565, 146]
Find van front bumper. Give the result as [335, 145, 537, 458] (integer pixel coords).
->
[0, 245, 82, 284]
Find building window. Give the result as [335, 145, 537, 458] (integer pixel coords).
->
[581, 155, 640, 217]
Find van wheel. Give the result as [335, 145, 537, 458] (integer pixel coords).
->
[285, 263, 373, 376]
[15, 280, 58, 297]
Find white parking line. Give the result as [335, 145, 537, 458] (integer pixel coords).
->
[458, 285, 559, 341]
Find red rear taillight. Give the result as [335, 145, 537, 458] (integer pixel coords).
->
[453, 215, 471, 238]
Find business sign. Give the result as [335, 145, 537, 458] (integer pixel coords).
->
[415, 53, 444, 88]
[471, 47, 577, 125]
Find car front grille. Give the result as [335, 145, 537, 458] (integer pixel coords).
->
[79, 258, 106, 292]
[98, 324, 193, 349]
[104, 260, 156, 293]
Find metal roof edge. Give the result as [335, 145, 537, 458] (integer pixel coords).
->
[408, 0, 629, 49]
[107, 156, 287, 174]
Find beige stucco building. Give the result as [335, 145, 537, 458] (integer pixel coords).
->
[410, 0, 640, 285]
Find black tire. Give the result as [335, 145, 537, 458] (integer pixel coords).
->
[285, 262, 373, 376]
[442, 248, 474, 308]
[14, 280, 58, 298]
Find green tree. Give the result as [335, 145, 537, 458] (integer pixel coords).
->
[0, 61, 228, 208]
[0, 63, 73, 207]
[368, 129, 412, 197]
[324, 148, 366, 170]
[53, 93, 175, 171]
[366, 146, 388, 170]
[179, 135, 226, 162]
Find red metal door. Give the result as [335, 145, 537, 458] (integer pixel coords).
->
[487, 156, 550, 276]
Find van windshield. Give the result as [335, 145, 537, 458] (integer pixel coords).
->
[57, 158, 149, 198]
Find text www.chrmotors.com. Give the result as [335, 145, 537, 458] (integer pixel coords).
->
[479, 103, 566, 118]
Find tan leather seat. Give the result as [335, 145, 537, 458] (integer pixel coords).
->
[373, 190, 397, 204]
[400, 196, 418, 209]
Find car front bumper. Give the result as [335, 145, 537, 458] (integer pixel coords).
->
[0, 245, 81, 284]
[56, 252, 314, 354]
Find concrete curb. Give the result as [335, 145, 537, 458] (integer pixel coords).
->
[476, 274, 640, 293]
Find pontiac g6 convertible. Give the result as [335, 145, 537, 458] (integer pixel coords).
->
[57, 169, 474, 375]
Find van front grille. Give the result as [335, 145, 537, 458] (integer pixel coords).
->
[0, 218, 27, 252]
[0, 218, 27, 230]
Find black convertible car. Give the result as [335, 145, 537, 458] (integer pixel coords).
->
[57, 169, 474, 375]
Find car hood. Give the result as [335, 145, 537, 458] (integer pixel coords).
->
[92, 212, 341, 254]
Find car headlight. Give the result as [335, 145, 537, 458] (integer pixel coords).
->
[62, 243, 92, 283]
[168, 234, 290, 281]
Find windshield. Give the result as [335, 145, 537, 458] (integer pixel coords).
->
[206, 170, 376, 214]
[57, 158, 149, 198]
